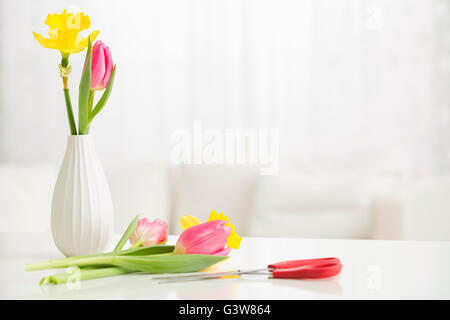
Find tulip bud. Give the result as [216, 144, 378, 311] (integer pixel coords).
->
[90, 40, 113, 90]
[174, 220, 232, 256]
[129, 218, 168, 246]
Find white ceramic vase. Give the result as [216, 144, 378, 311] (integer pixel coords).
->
[51, 135, 114, 257]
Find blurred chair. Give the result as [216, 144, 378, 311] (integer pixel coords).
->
[247, 167, 373, 239]
[401, 176, 450, 241]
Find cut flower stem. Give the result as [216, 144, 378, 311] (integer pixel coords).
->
[61, 56, 77, 135]
[24, 245, 175, 271]
[40, 267, 132, 285]
[26, 253, 227, 274]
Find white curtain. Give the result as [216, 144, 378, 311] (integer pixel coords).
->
[0, 0, 449, 177]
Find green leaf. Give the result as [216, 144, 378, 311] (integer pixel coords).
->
[118, 245, 174, 256]
[78, 37, 93, 135]
[89, 65, 116, 123]
[113, 214, 140, 252]
[27, 253, 226, 274]
[113, 254, 228, 274]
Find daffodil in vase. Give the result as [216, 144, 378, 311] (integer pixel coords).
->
[33, 10, 116, 256]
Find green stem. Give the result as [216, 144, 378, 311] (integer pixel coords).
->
[63, 87, 77, 135]
[25, 256, 115, 271]
[61, 56, 77, 135]
[25, 252, 176, 272]
[25, 251, 113, 271]
[41, 267, 132, 285]
[88, 89, 94, 114]
[25, 245, 175, 271]
[89, 65, 116, 123]
[61, 56, 69, 68]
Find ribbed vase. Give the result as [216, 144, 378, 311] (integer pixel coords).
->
[51, 135, 114, 257]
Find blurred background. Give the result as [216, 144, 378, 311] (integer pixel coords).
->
[1, 0, 449, 241]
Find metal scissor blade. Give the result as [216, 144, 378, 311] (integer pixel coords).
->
[155, 268, 269, 283]
[151, 270, 237, 280]
[158, 274, 241, 284]
[152, 269, 240, 281]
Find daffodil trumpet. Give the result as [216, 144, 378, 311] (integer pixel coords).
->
[33, 10, 99, 56]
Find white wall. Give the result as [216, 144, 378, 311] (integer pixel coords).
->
[0, 0, 449, 239]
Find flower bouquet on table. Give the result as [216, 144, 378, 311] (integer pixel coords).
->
[30, 9, 244, 284]
[33, 10, 117, 256]
[25, 211, 242, 285]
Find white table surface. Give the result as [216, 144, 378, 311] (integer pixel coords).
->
[1, 232, 449, 299]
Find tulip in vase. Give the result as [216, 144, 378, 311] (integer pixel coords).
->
[34, 11, 116, 256]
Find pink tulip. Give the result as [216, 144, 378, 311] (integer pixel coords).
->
[90, 40, 113, 91]
[174, 220, 232, 256]
[129, 218, 168, 246]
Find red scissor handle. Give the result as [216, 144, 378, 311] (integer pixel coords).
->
[268, 258, 342, 279]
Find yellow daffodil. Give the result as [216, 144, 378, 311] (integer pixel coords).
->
[180, 214, 202, 230]
[33, 10, 99, 56]
[179, 210, 243, 249]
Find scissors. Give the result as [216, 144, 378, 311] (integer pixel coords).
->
[153, 257, 342, 284]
